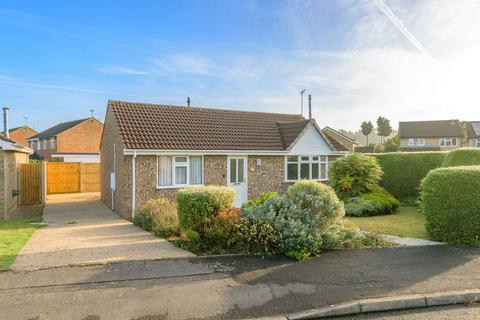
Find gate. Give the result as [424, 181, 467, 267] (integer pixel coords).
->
[18, 162, 42, 205]
[46, 162, 101, 194]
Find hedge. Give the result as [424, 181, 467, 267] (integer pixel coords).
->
[441, 148, 480, 167]
[421, 166, 480, 245]
[370, 152, 446, 199]
[176, 186, 235, 231]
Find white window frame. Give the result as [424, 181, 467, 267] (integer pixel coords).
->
[42, 139, 48, 150]
[469, 138, 480, 148]
[408, 138, 425, 146]
[285, 155, 329, 182]
[156, 155, 204, 189]
[439, 137, 458, 147]
[50, 138, 56, 149]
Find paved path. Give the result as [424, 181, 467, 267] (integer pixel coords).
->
[12, 192, 193, 271]
[381, 234, 443, 246]
[2, 245, 480, 319]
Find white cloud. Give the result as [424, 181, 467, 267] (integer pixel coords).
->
[96, 66, 148, 75]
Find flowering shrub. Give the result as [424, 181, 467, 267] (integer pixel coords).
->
[329, 154, 383, 199]
[239, 180, 346, 259]
[134, 198, 179, 237]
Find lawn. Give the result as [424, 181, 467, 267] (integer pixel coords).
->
[346, 206, 429, 239]
[0, 215, 43, 270]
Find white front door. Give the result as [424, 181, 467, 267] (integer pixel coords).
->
[228, 156, 248, 207]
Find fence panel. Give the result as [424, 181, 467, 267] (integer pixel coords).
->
[47, 162, 81, 194]
[18, 162, 42, 205]
[81, 163, 101, 192]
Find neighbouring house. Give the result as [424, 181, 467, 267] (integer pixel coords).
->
[27, 117, 103, 162]
[398, 119, 480, 151]
[0, 109, 33, 219]
[100, 100, 349, 219]
[322, 126, 356, 152]
[9, 125, 38, 147]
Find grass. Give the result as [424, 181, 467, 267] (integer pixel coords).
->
[346, 206, 429, 239]
[0, 215, 43, 270]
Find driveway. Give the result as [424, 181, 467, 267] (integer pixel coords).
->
[12, 192, 193, 271]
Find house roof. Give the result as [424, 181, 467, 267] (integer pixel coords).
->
[399, 120, 463, 138]
[322, 126, 356, 143]
[465, 121, 480, 138]
[9, 125, 27, 133]
[108, 100, 337, 151]
[323, 132, 349, 151]
[0, 133, 17, 144]
[29, 118, 90, 140]
[0, 133, 33, 154]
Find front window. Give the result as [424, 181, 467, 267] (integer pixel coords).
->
[408, 138, 425, 146]
[157, 155, 203, 188]
[440, 138, 458, 147]
[470, 139, 480, 147]
[50, 138, 56, 149]
[286, 155, 329, 182]
[42, 139, 48, 149]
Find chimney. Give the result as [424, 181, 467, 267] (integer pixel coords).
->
[308, 94, 312, 120]
[3, 107, 9, 138]
[187, 97, 191, 107]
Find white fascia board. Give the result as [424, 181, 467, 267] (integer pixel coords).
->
[123, 149, 289, 156]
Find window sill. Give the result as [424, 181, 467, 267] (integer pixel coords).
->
[156, 184, 204, 190]
[284, 179, 328, 183]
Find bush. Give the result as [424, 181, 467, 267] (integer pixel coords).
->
[240, 180, 346, 259]
[345, 198, 382, 217]
[371, 152, 446, 199]
[134, 198, 180, 238]
[360, 188, 399, 213]
[176, 186, 235, 232]
[242, 192, 278, 209]
[202, 208, 241, 252]
[329, 154, 383, 199]
[441, 148, 480, 167]
[421, 166, 480, 245]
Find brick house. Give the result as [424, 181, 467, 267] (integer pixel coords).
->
[0, 133, 32, 219]
[27, 117, 103, 162]
[399, 120, 480, 151]
[100, 100, 348, 220]
[322, 126, 357, 152]
[9, 126, 38, 147]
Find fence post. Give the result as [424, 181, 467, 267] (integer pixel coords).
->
[41, 161, 47, 204]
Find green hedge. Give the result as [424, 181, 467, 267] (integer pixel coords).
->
[176, 186, 235, 231]
[421, 166, 480, 245]
[441, 148, 480, 167]
[370, 152, 446, 199]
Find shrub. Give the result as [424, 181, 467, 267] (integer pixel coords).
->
[135, 198, 179, 238]
[345, 197, 382, 217]
[202, 208, 241, 252]
[421, 166, 480, 245]
[371, 152, 446, 199]
[176, 186, 235, 232]
[239, 180, 346, 258]
[360, 188, 399, 214]
[345, 187, 399, 217]
[242, 192, 278, 209]
[329, 154, 383, 199]
[441, 148, 480, 167]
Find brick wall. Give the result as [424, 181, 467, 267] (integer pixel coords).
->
[57, 118, 103, 154]
[0, 151, 29, 219]
[204, 155, 227, 186]
[247, 156, 285, 198]
[10, 127, 37, 147]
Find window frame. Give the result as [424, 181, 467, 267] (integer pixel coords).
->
[439, 137, 458, 147]
[285, 155, 329, 182]
[408, 138, 425, 146]
[470, 138, 480, 147]
[156, 155, 204, 189]
[50, 138, 56, 150]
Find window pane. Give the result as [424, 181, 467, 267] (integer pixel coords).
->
[175, 156, 187, 163]
[312, 163, 319, 179]
[320, 156, 327, 162]
[175, 166, 187, 185]
[237, 159, 245, 183]
[287, 163, 298, 180]
[300, 163, 310, 179]
[158, 156, 172, 186]
[287, 156, 298, 162]
[320, 163, 327, 179]
[301, 156, 309, 161]
[312, 156, 319, 161]
[189, 156, 202, 185]
[230, 159, 237, 183]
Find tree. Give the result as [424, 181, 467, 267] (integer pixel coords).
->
[376, 116, 393, 144]
[360, 121, 374, 145]
[384, 135, 399, 152]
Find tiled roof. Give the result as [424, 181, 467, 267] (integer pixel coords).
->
[399, 120, 463, 138]
[0, 133, 17, 144]
[109, 100, 334, 151]
[323, 132, 348, 151]
[465, 121, 480, 138]
[29, 118, 90, 140]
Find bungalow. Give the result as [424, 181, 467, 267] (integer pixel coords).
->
[100, 100, 348, 219]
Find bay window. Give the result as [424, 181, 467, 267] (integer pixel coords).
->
[157, 155, 203, 188]
[286, 155, 329, 182]
[440, 138, 457, 147]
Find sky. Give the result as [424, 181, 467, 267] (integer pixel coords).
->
[0, 0, 479, 132]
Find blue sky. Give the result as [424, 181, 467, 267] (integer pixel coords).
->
[1, 0, 479, 132]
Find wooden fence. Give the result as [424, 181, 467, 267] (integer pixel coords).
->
[47, 162, 101, 194]
[18, 162, 42, 205]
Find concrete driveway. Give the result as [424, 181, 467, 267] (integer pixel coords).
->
[12, 192, 193, 271]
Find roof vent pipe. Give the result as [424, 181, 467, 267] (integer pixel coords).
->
[3, 107, 9, 138]
[308, 95, 312, 120]
[187, 97, 191, 107]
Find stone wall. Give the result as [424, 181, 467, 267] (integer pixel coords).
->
[0, 151, 29, 219]
[247, 156, 285, 198]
